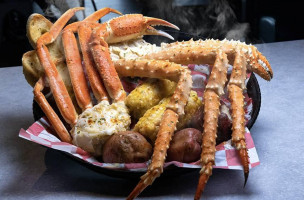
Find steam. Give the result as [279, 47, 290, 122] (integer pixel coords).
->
[140, 0, 249, 42]
[40, 0, 249, 42]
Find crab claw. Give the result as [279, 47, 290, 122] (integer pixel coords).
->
[144, 16, 179, 30]
[107, 14, 179, 43]
[143, 17, 179, 40]
[145, 26, 175, 40]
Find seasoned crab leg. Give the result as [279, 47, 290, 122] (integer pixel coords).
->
[78, 23, 109, 102]
[36, 7, 84, 125]
[62, 8, 122, 107]
[33, 78, 72, 143]
[80, 8, 121, 102]
[195, 49, 228, 200]
[113, 59, 192, 200]
[91, 29, 126, 101]
[62, 25, 92, 110]
[36, 7, 119, 132]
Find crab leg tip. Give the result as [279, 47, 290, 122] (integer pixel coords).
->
[110, 8, 123, 15]
[169, 23, 180, 30]
[74, 7, 85, 11]
[269, 71, 273, 79]
[84, 7, 122, 22]
[243, 172, 249, 188]
[156, 30, 175, 40]
[145, 17, 180, 30]
[127, 180, 147, 200]
[194, 173, 209, 200]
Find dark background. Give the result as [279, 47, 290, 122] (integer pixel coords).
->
[0, 0, 303, 67]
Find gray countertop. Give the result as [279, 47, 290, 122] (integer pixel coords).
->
[1, 40, 304, 199]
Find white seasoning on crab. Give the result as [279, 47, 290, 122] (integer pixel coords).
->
[71, 101, 131, 156]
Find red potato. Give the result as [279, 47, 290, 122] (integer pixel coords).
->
[102, 131, 152, 163]
[167, 128, 202, 163]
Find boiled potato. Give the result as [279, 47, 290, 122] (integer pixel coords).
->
[167, 128, 202, 163]
[102, 131, 152, 163]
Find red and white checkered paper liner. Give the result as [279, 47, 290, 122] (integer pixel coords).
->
[18, 64, 260, 171]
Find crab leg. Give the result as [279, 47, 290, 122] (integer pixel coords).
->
[83, 7, 122, 22]
[33, 78, 72, 143]
[90, 15, 178, 102]
[78, 23, 109, 102]
[114, 59, 192, 114]
[144, 39, 272, 193]
[228, 47, 249, 185]
[36, 7, 83, 125]
[62, 26, 92, 110]
[113, 59, 192, 200]
[128, 109, 178, 200]
[62, 8, 122, 106]
[228, 85, 249, 183]
[144, 39, 273, 81]
[90, 32, 126, 101]
[246, 45, 273, 80]
[115, 59, 183, 82]
[195, 49, 228, 200]
[61, 8, 121, 109]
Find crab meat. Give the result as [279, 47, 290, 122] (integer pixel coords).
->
[72, 101, 130, 156]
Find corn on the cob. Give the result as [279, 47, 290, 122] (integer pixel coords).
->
[125, 79, 176, 119]
[134, 90, 202, 142]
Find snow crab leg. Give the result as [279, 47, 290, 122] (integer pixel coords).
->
[90, 14, 179, 102]
[35, 7, 84, 130]
[61, 7, 122, 110]
[34, 7, 118, 142]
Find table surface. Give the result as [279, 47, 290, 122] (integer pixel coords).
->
[1, 40, 304, 200]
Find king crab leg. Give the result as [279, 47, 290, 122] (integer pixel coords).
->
[142, 40, 273, 199]
[195, 49, 228, 199]
[113, 59, 192, 200]
[228, 46, 249, 185]
[144, 39, 273, 80]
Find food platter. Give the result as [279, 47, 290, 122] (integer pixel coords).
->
[33, 72, 261, 179]
[20, 7, 274, 198]
[29, 28, 262, 178]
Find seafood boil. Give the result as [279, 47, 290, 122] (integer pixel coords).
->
[21, 7, 273, 200]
